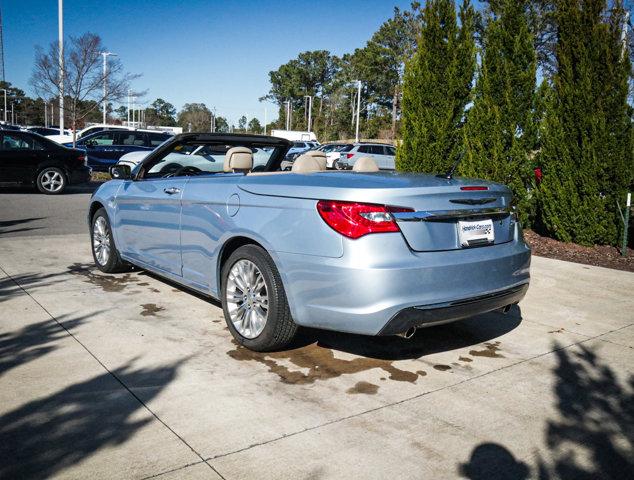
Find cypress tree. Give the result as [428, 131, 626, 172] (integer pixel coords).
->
[537, 0, 633, 245]
[462, 0, 537, 226]
[396, 0, 476, 173]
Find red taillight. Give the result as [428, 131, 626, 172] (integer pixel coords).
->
[316, 200, 413, 239]
[77, 154, 86, 163]
[346, 153, 354, 159]
[460, 186, 488, 191]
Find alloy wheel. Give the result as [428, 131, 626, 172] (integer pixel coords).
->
[92, 216, 111, 266]
[40, 170, 64, 193]
[226, 259, 269, 339]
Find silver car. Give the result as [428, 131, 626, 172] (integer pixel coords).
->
[89, 133, 530, 351]
[337, 143, 396, 170]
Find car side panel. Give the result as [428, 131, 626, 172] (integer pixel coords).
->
[180, 177, 343, 297]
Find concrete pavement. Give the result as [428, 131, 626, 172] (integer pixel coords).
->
[0, 222, 632, 477]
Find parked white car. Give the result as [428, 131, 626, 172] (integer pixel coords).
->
[335, 143, 396, 170]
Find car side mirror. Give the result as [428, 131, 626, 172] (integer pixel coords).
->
[109, 164, 132, 180]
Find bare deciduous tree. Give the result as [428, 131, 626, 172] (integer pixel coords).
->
[30, 33, 140, 145]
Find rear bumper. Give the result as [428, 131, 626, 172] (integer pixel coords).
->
[378, 283, 529, 335]
[275, 224, 531, 336]
[69, 166, 92, 185]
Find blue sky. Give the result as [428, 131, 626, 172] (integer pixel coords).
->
[3, 0, 413, 124]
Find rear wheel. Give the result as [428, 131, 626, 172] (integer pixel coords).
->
[91, 208, 131, 273]
[36, 167, 66, 194]
[221, 244, 298, 351]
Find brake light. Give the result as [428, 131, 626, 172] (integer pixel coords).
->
[77, 154, 86, 164]
[346, 153, 354, 159]
[316, 200, 413, 239]
[460, 186, 488, 191]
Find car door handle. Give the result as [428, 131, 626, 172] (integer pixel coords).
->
[164, 187, 181, 195]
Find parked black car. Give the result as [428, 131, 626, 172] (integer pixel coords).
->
[0, 130, 91, 194]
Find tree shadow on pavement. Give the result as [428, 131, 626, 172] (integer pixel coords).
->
[458, 342, 634, 479]
[0, 314, 86, 378]
[0, 217, 45, 236]
[0, 360, 185, 479]
[294, 306, 523, 361]
[0, 270, 71, 302]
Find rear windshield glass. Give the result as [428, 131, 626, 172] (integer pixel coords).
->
[337, 144, 353, 152]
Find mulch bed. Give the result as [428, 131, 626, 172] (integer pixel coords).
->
[523, 229, 634, 273]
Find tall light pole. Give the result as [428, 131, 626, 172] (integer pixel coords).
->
[58, 0, 64, 134]
[10, 101, 13, 124]
[44, 102, 48, 127]
[304, 95, 312, 133]
[284, 100, 290, 130]
[101, 52, 116, 124]
[355, 80, 361, 143]
[264, 107, 267, 135]
[1, 88, 6, 123]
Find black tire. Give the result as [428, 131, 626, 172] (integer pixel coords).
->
[36, 167, 67, 194]
[90, 208, 131, 273]
[221, 244, 298, 351]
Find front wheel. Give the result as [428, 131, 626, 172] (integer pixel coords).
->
[91, 208, 131, 273]
[36, 167, 66, 194]
[221, 244, 298, 351]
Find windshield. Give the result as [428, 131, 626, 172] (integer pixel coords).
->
[142, 141, 284, 178]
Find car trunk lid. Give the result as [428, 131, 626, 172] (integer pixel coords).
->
[239, 172, 515, 251]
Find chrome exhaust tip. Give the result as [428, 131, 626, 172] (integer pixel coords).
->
[396, 327, 417, 339]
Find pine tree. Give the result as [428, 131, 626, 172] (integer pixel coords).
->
[461, 0, 537, 226]
[396, 0, 476, 173]
[537, 0, 632, 245]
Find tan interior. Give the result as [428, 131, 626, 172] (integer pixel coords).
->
[223, 146, 254, 172]
[299, 150, 327, 170]
[352, 156, 379, 172]
[291, 155, 323, 173]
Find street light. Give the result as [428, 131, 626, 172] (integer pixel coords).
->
[101, 51, 117, 124]
[283, 100, 290, 130]
[1, 89, 6, 123]
[58, 0, 64, 134]
[304, 95, 313, 133]
[355, 80, 361, 143]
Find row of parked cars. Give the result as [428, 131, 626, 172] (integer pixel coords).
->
[0, 123, 174, 193]
[284, 141, 397, 170]
[0, 119, 398, 194]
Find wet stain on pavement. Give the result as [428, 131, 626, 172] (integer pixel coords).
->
[68, 263, 140, 292]
[227, 342, 423, 385]
[433, 364, 452, 371]
[140, 303, 165, 317]
[548, 328, 565, 334]
[469, 341, 504, 358]
[459, 356, 473, 362]
[346, 381, 379, 395]
[416, 370, 427, 377]
[138, 282, 150, 286]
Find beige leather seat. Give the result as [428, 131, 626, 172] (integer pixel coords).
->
[299, 150, 327, 170]
[291, 155, 322, 173]
[224, 146, 253, 173]
[352, 156, 379, 172]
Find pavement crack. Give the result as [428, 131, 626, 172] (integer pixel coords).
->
[205, 322, 634, 462]
[0, 265, 211, 471]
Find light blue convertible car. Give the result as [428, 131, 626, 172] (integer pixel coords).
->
[89, 133, 531, 351]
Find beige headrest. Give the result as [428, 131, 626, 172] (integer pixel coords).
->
[224, 146, 253, 172]
[300, 150, 327, 170]
[291, 155, 322, 173]
[353, 156, 379, 172]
